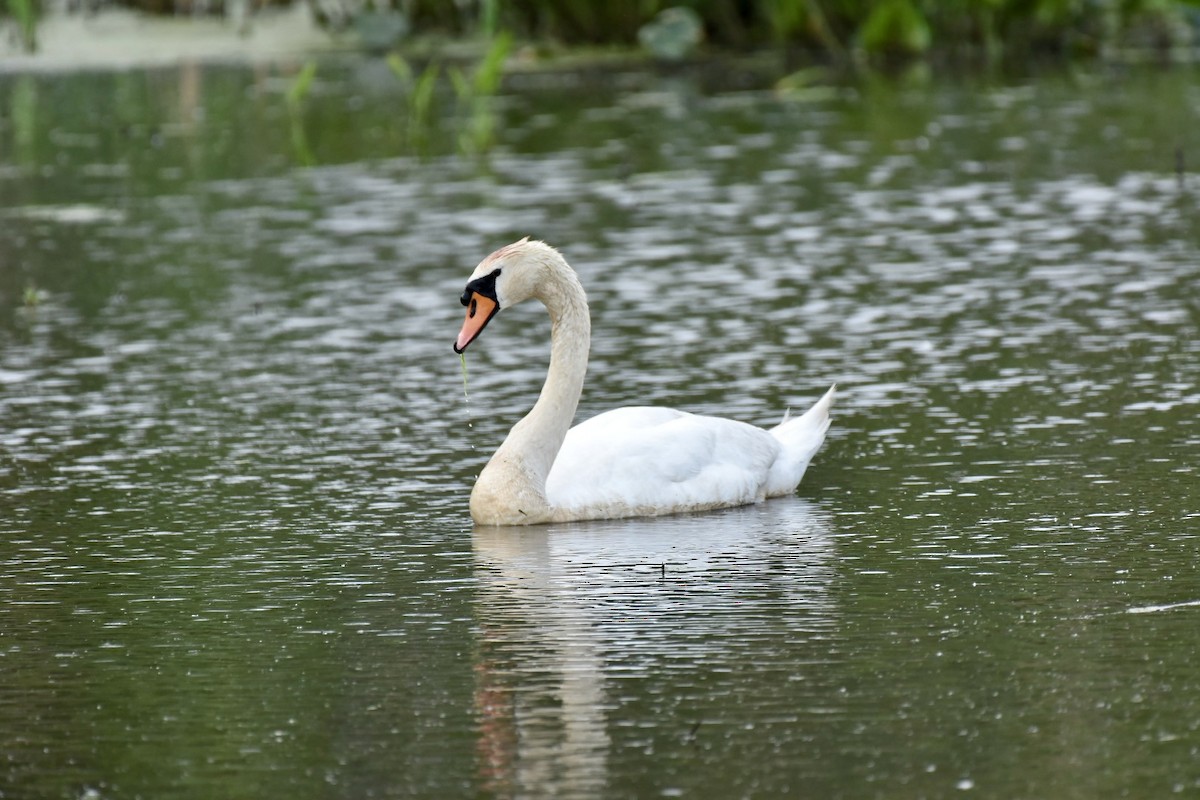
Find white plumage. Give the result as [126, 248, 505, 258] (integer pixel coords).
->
[453, 238, 835, 526]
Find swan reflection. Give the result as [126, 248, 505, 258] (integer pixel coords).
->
[471, 499, 838, 798]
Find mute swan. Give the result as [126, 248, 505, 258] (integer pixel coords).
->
[453, 238, 835, 526]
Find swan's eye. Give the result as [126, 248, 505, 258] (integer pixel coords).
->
[460, 268, 501, 308]
[469, 298, 478, 318]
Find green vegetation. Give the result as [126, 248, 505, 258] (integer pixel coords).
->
[4, 1, 1195, 163]
[23, 282, 44, 308]
[284, 60, 317, 108]
[284, 61, 317, 165]
[394, 0, 1198, 60]
[6, 0, 38, 52]
[383, 29, 510, 156]
[7, 0, 1194, 62]
[449, 31, 512, 154]
[387, 54, 441, 149]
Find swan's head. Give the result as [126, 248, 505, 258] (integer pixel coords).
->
[453, 237, 561, 353]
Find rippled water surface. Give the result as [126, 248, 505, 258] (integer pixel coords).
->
[2, 61, 1199, 798]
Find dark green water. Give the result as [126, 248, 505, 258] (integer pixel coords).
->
[1, 59, 1198, 798]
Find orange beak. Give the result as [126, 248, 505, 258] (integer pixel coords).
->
[454, 292, 499, 353]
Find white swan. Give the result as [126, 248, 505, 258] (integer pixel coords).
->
[453, 238, 835, 526]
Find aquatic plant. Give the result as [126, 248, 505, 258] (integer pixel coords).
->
[449, 31, 512, 154]
[858, 0, 931, 56]
[385, 27, 511, 156]
[387, 53, 441, 149]
[479, 0, 500, 37]
[285, 62, 317, 166]
[774, 65, 838, 101]
[6, 0, 38, 53]
[10, 75, 37, 165]
[285, 61, 317, 109]
[23, 283, 44, 308]
[449, 31, 511, 103]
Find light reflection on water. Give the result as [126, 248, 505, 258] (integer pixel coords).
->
[472, 502, 836, 799]
[1, 63, 1198, 797]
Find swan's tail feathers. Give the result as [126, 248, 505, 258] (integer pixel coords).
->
[765, 384, 836, 497]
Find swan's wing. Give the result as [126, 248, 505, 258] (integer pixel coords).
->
[545, 406, 781, 517]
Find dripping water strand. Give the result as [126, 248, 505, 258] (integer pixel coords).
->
[460, 352, 474, 445]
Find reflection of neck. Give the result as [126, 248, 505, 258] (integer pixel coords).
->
[473, 529, 610, 796]
[472, 255, 589, 524]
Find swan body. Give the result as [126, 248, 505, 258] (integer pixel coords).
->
[454, 238, 835, 526]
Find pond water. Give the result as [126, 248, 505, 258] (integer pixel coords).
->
[1, 57, 1198, 798]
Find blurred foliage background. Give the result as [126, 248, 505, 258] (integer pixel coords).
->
[390, 0, 1200, 58]
[4, 0, 1200, 62]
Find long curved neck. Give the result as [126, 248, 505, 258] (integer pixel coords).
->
[509, 271, 590, 484]
[473, 257, 589, 524]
